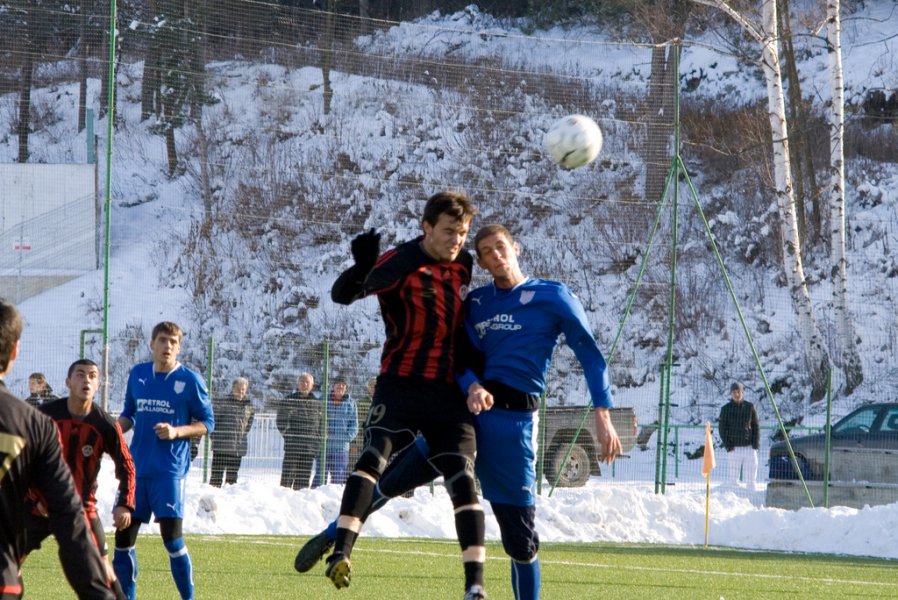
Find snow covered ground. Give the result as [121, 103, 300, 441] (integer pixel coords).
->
[91, 459, 898, 560]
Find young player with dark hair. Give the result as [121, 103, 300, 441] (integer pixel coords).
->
[0, 299, 115, 599]
[113, 321, 214, 600]
[319, 190, 487, 599]
[24, 359, 135, 599]
[296, 224, 622, 600]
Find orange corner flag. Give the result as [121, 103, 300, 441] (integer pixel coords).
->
[702, 421, 716, 477]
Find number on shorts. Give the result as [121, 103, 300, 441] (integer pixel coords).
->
[367, 403, 387, 426]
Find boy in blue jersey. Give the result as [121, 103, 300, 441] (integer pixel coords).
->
[295, 224, 622, 600]
[113, 322, 214, 600]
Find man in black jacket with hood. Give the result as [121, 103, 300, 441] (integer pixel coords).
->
[718, 381, 760, 490]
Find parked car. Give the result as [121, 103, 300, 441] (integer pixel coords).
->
[768, 403, 898, 482]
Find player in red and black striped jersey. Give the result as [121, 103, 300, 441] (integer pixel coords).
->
[0, 300, 114, 599]
[24, 359, 134, 600]
[321, 191, 487, 600]
[342, 233, 473, 382]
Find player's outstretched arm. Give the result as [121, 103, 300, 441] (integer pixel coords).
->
[594, 407, 622, 464]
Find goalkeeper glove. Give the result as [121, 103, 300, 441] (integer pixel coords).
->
[351, 228, 381, 270]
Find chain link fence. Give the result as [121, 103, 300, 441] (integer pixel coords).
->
[3, 4, 897, 510]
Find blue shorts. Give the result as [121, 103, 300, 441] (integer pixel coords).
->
[133, 477, 186, 522]
[475, 408, 538, 507]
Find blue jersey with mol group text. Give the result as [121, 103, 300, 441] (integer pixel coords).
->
[460, 278, 613, 408]
[121, 362, 214, 479]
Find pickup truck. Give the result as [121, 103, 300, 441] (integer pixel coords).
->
[540, 406, 637, 487]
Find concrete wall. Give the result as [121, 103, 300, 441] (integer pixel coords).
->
[0, 164, 97, 302]
[766, 480, 898, 510]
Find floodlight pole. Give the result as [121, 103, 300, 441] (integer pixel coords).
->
[548, 40, 814, 505]
[100, 1, 118, 412]
[657, 41, 684, 495]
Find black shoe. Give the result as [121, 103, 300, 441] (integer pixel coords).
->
[294, 532, 334, 573]
[325, 553, 351, 589]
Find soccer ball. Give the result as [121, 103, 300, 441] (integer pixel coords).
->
[544, 114, 603, 170]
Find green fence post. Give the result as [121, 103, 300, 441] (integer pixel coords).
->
[660, 363, 673, 494]
[654, 362, 667, 494]
[673, 424, 679, 479]
[86, 108, 95, 164]
[320, 340, 330, 486]
[823, 369, 833, 508]
[204, 335, 214, 484]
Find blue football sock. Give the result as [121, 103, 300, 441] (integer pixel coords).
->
[164, 537, 194, 599]
[324, 482, 386, 543]
[510, 556, 540, 600]
[112, 546, 137, 600]
[324, 519, 337, 542]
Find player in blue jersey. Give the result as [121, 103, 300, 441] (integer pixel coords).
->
[113, 321, 214, 600]
[295, 224, 622, 600]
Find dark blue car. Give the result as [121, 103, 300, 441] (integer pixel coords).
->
[768, 403, 898, 482]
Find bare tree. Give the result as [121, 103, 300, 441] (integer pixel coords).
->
[824, 0, 863, 394]
[16, 30, 34, 163]
[619, 0, 691, 203]
[691, 0, 831, 401]
[140, 0, 162, 121]
[190, 0, 212, 221]
[322, 0, 335, 115]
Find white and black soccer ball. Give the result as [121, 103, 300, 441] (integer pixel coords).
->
[544, 114, 603, 170]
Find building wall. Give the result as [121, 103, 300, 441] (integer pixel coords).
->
[0, 164, 98, 301]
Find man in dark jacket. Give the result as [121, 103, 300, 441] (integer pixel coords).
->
[277, 373, 321, 489]
[210, 377, 255, 487]
[25, 372, 59, 408]
[718, 382, 760, 490]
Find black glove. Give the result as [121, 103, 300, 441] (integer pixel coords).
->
[351, 228, 381, 270]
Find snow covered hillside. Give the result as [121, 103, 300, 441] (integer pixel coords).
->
[2, 3, 898, 432]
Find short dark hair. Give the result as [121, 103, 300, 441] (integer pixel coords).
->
[67, 358, 99, 379]
[422, 190, 476, 227]
[0, 299, 23, 373]
[151, 321, 183, 342]
[473, 224, 515, 258]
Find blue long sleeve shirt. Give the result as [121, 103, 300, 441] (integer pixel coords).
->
[459, 278, 613, 408]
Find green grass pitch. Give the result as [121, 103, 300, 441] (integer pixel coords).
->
[22, 535, 896, 599]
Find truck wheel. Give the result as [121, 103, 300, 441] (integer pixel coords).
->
[549, 443, 591, 487]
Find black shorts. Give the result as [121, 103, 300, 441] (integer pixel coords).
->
[25, 511, 107, 557]
[367, 375, 476, 461]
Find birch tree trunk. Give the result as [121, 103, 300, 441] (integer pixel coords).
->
[825, 0, 863, 394]
[693, 0, 831, 401]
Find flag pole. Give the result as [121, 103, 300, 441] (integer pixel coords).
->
[702, 421, 716, 548]
[704, 470, 711, 547]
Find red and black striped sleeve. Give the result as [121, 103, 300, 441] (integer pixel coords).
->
[104, 416, 136, 511]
